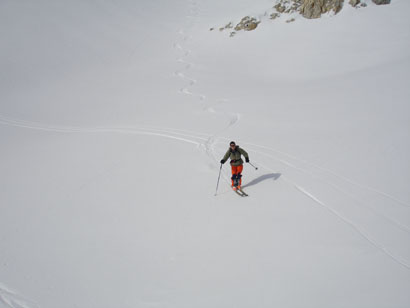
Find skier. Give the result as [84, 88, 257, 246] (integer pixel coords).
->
[220, 141, 249, 190]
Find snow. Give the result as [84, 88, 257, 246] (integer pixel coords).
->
[1, 0, 410, 307]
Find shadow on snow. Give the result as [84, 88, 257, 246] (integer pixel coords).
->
[242, 173, 281, 189]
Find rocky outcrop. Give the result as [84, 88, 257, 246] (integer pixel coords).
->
[269, 0, 391, 21]
[213, 0, 391, 37]
[274, 0, 302, 14]
[349, 0, 368, 7]
[215, 16, 260, 38]
[300, 0, 344, 19]
[270, 12, 280, 20]
[372, 0, 391, 4]
[234, 16, 260, 31]
[272, 0, 344, 19]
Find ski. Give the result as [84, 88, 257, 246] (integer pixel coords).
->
[233, 187, 248, 197]
[234, 189, 245, 197]
[238, 188, 248, 197]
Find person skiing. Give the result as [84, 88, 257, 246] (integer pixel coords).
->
[220, 141, 249, 190]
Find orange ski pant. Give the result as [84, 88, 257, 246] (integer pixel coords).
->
[231, 165, 243, 186]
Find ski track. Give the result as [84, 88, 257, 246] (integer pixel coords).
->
[2, 112, 408, 227]
[173, 0, 240, 168]
[0, 283, 38, 308]
[241, 142, 410, 208]
[243, 155, 410, 270]
[173, 0, 206, 102]
[1, 112, 408, 232]
[234, 142, 410, 268]
[172, 125, 410, 211]
[235, 142, 410, 233]
[211, 127, 410, 270]
[2, 119, 410, 270]
[294, 186, 410, 270]
[3, 112, 408, 269]
[0, 115, 201, 146]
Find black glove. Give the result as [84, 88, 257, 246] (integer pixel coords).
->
[245, 157, 249, 163]
[220, 159, 225, 164]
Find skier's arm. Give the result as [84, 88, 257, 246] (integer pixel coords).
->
[220, 149, 231, 164]
[239, 148, 250, 162]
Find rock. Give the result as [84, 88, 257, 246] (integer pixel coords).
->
[300, 0, 344, 19]
[290, 0, 303, 12]
[270, 12, 280, 20]
[275, 0, 303, 14]
[274, 3, 287, 13]
[215, 0, 391, 37]
[219, 22, 234, 32]
[234, 16, 260, 31]
[300, 0, 323, 19]
[372, 0, 391, 4]
[225, 22, 233, 29]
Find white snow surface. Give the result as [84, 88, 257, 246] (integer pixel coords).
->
[1, 0, 410, 307]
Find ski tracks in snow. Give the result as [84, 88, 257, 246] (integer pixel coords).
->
[0, 115, 202, 146]
[1, 112, 410, 270]
[294, 185, 410, 270]
[238, 142, 410, 270]
[242, 142, 410, 233]
[0, 283, 39, 308]
[173, 1, 205, 102]
[172, 0, 241, 169]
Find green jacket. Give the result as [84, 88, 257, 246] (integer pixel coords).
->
[222, 146, 249, 166]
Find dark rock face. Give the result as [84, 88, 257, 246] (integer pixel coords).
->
[372, 0, 391, 4]
[300, 0, 344, 19]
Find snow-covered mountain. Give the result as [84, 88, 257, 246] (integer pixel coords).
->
[1, 0, 409, 307]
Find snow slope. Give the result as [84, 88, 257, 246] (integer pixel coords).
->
[1, 0, 409, 307]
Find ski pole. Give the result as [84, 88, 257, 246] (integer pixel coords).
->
[248, 162, 258, 170]
[214, 164, 223, 196]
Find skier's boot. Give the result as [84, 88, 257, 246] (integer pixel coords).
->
[231, 174, 238, 190]
[237, 173, 242, 189]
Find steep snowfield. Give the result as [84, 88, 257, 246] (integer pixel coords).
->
[1, 0, 409, 307]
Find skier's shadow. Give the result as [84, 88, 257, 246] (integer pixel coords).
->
[242, 173, 281, 188]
